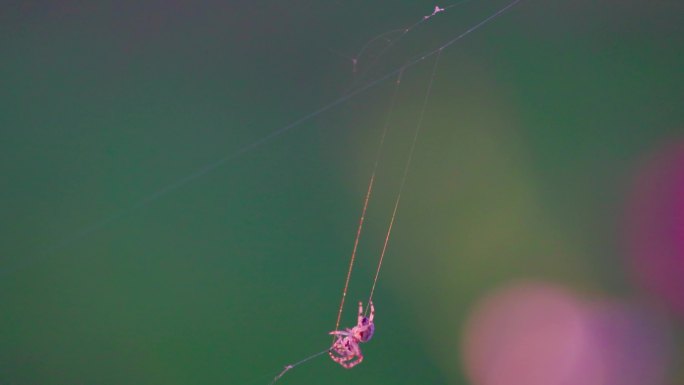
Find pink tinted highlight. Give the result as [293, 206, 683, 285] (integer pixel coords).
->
[461, 282, 672, 385]
[584, 301, 671, 385]
[462, 283, 600, 385]
[625, 139, 684, 317]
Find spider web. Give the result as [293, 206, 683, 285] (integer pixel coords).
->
[266, 1, 521, 383]
[0, 1, 522, 384]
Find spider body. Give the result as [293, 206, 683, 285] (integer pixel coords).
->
[329, 300, 375, 368]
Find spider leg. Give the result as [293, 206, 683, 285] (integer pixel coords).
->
[329, 340, 355, 364]
[329, 336, 350, 356]
[329, 344, 353, 359]
[329, 335, 363, 369]
[339, 343, 363, 369]
[329, 350, 355, 366]
[329, 330, 350, 337]
[368, 300, 375, 323]
[357, 301, 364, 325]
[340, 354, 363, 369]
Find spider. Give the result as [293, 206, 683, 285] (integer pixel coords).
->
[328, 300, 375, 369]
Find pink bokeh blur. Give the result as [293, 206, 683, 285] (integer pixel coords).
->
[461, 282, 671, 385]
[624, 138, 684, 318]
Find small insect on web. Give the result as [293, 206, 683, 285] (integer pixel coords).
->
[267, 1, 521, 383]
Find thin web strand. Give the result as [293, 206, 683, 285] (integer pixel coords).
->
[347, 12, 431, 88]
[10, 0, 522, 277]
[348, 0, 471, 89]
[254, 2, 520, 382]
[334, 72, 403, 333]
[269, 348, 329, 385]
[366, 50, 442, 316]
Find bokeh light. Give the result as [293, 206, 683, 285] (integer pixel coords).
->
[583, 300, 671, 385]
[624, 138, 684, 317]
[461, 282, 672, 385]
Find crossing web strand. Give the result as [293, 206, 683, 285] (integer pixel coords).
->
[332, 2, 480, 330]
[348, 1, 469, 88]
[268, 348, 329, 385]
[7, 1, 523, 279]
[252, 2, 521, 382]
[366, 50, 443, 316]
[334, 72, 403, 334]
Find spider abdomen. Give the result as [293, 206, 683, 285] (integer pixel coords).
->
[358, 324, 374, 342]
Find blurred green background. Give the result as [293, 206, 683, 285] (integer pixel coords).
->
[1, 0, 682, 384]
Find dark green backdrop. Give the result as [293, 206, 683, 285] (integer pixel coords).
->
[1, 1, 682, 384]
